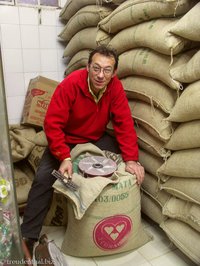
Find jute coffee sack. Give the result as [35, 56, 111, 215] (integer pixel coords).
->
[165, 120, 200, 150]
[98, 0, 197, 34]
[27, 145, 46, 173]
[108, 18, 193, 56]
[157, 148, 200, 182]
[58, 143, 151, 256]
[121, 76, 177, 114]
[160, 219, 200, 265]
[159, 177, 200, 205]
[141, 172, 171, 207]
[117, 48, 182, 90]
[96, 28, 112, 46]
[63, 27, 98, 58]
[169, 2, 200, 42]
[58, 5, 112, 42]
[43, 191, 68, 226]
[59, 0, 112, 21]
[167, 80, 200, 122]
[163, 196, 200, 233]
[170, 50, 200, 83]
[14, 161, 34, 205]
[9, 124, 36, 163]
[139, 149, 164, 177]
[61, 175, 152, 257]
[64, 49, 91, 76]
[135, 125, 171, 158]
[141, 191, 167, 225]
[128, 100, 173, 142]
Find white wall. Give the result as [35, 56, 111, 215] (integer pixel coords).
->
[0, 3, 67, 124]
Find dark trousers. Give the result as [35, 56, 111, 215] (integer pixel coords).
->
[21, 133, 120, 240]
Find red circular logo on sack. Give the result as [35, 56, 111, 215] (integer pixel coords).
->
[93, 215, 132, 250]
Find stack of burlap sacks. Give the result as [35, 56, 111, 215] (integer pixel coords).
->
[9, 125, 68, 226]
[58, 0, 123, 75]
[97, 0, 200, 264]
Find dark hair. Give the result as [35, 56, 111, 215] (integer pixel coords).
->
[88, 45, 119, 70]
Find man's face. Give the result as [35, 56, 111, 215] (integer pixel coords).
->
[87, 53, 117, 95]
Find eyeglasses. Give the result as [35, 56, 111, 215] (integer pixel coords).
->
[90, 64, 113, 76]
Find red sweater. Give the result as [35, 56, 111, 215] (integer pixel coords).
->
[44, 69, 138, 162]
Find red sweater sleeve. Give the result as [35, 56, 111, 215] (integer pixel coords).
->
[44, 81, 75, 161]
[110, 79, 139, 162]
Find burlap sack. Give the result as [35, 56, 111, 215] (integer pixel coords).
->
[109, 18, 193, 56]
[141, 191, 167, 225]
[59, 0, 104, 21]
[9, 124, 36, 162]
[170, 50, 200, 83]
[118, 48, 182, 90]
[159, 177, 200, 205]
[170, 2, 200, 42]
[58, 5, 112, 42]
[157, 148, 200, 181]
[96, 28, 112, 45]
[142, 172, 171, 207]
[167, 80, 200, 122]
[33, 130, 48, 146]
[63, 27, 98, 58]
[139, 149, 164, 177]
[121, 76, 177, 114]
[129, 100, 173, 142]
[165, 120, 200, 150]
[64, 50, 90, 76]
[27, 145, 46, 173]
[55, 143, 151, 257]
[14, 161, 34, 205]
[163, 197, 200, 233]
[43, 191, 68, 226]
[135, 125, 171, 158]
[61, 175, 151, 257]
[98, 0, 196, 34]
[160, 219, 200, 265]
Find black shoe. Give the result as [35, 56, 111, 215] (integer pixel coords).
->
[22, 237, 36, 259]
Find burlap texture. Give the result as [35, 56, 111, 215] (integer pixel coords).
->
[108, 18, 192, 56]
[159, 177, 200, 205]
[165, 120, 200, 150]
[163, 196, 200, 233]
[121, 76, 177, 114]
[9, 124, 37, 162]
[129, 100, 173, 142]
[160, 219, 200, 265]
[59, 5, 112, 42]
[167, 80, 200, 122]
[170, 2, 200, 41]
[98, 0, 196, 34]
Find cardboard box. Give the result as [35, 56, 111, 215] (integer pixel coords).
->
[21, 76, 59, 128]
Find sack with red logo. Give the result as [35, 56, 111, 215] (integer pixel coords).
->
[53, 143, 152, 257]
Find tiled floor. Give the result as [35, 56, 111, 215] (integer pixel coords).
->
[39, 217, 197, 266]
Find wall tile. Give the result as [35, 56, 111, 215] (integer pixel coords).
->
[39, 25, 57, 49]
[6, 95, 25, 121]
[24, 72, 40, 92]
[40, 9, 56, 26]
[22, 49, 41, 72]
[0, 6, 19, 24]
[19, 6, 39, 25]
[2, 49, 23, 73]
[40, 49, 57, 71]
[0, 24, 21, 49]
[41, 71, 59, 81]
[21, 25, 39, 48]
[4, 72, 25, 97]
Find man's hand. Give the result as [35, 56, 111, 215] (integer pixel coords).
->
[59, 159, 73, 179]
[125, 161, 145, 185]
